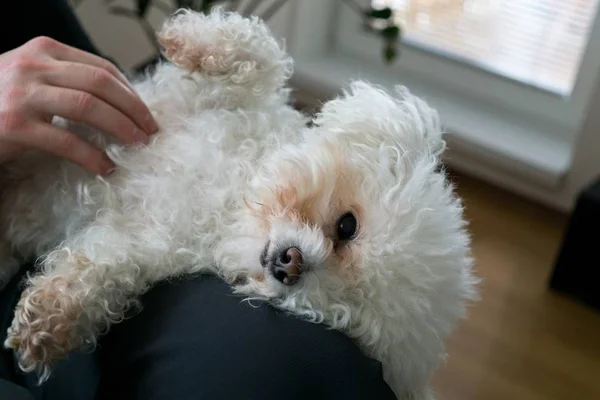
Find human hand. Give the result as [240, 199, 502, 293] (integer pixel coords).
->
[0, 36, 159, 175]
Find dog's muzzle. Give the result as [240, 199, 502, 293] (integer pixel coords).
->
[260, 242, 304, 286]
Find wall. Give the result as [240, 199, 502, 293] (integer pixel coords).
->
[70, 0, 295, 72]
[71, 0, 170, 71]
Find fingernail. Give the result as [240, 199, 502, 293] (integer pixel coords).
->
[134, 128, 149, 144]
[146, 114, 159, 134]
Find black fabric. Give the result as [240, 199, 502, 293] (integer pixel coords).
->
[0, 378, 35, 400]
[0, 0, 100, 56]
[96, 275, 395, 400]
[0, 263, 25, 384]
[0, 268, 396, 400]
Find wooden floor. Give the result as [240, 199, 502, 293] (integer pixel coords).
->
[430, 173, 600, 400]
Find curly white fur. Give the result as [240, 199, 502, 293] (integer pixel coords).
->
[0, 8, 478, 400]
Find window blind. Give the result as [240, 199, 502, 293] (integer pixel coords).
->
[372, 0, 600, 95]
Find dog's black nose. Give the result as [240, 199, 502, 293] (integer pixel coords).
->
[271, 247, 303, 286]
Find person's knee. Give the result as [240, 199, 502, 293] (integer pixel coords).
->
[95, 275, 395, 399]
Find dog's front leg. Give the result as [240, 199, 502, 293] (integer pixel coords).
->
[3, 221, 158, 383]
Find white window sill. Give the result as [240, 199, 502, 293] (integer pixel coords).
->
[289, 54, 574, 194]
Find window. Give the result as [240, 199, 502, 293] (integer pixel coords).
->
[372, 0, 600, 96]
[286, 0, 600, 207]
[326, 0, 600, 133]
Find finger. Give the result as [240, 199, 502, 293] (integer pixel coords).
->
[10, 122, 114, 175]
[50, 41, 138, 96]
[30, 86, 149, 146]
[45, 61, 157, 135]
[45, 40, 158, 133]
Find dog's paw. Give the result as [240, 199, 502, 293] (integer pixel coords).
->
[4, 276, 86, 383]
[157, 7, 292, 91]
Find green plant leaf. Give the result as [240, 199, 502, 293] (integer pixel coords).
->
[201, 0, 221, 13]
[176, 0, 194, 8]
[366, 7, 392, 20]
[137, 0, 151, 16]
[380, 25, 400, 40]
[384, 42, 396, 63]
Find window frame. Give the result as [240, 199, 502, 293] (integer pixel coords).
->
[331, 0, 600, 136]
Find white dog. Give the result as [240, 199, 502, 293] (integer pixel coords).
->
[0, 8, 478, 400]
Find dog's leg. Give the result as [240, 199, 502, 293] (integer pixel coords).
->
[156, 7, 293, 109]
[3, 217, 181, 383]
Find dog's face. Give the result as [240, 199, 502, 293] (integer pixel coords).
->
[251, 137, 370, 289]
[217, 82, 476, 341]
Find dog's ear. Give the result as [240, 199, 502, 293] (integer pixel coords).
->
[313, 81, 446, 159]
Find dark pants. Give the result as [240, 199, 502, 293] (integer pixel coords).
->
[0, 265, 395, 399]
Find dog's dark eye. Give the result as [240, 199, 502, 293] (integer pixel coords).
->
[336, 212, 357, 241]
